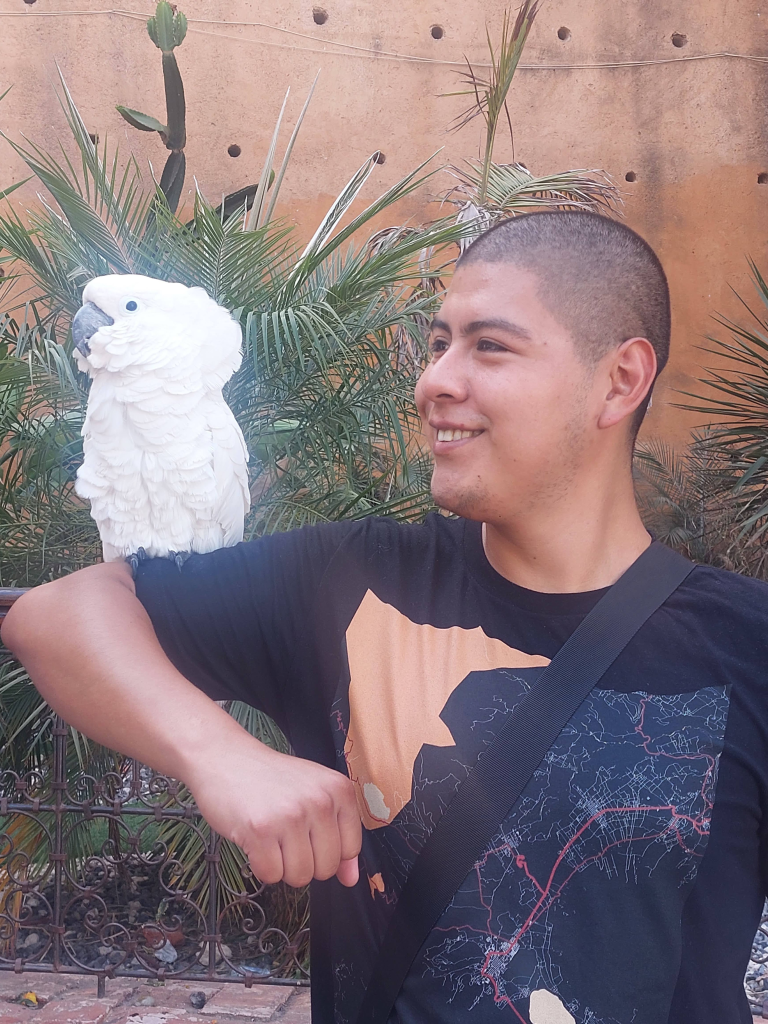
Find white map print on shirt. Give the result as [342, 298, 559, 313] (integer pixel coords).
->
[403, 684, 730, 1023]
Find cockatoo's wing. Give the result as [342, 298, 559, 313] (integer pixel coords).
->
[207, 398, 250, 548]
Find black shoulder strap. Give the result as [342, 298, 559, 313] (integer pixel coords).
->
[355, 540, 695, 1024]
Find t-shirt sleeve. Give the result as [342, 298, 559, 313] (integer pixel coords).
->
[133, 521, 356, 739]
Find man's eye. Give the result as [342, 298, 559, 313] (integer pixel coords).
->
[429, 337, 449, 354]
[477, 338, 507, 352]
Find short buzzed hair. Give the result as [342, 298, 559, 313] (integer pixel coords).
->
[457, 211, 671, 430]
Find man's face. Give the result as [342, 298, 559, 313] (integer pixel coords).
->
[414, 261, 598, 524]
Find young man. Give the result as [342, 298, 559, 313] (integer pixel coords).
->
[4, 211, 768, 1024]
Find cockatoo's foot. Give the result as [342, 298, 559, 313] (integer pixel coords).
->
[168, 550, 191, 572]
[126, 547, 148, 580]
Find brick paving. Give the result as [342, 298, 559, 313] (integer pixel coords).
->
[1, 976, 765, 1023]
[0, 975, 311, 1024]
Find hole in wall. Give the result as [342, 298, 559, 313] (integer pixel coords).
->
[0, 268, 5, 278]
[557, 26, 571, 41]
[671, 32, 687, 48]
[228, 144, 242, 158]
[625, 171, 637, 182]
[758, 173, 768, 184]
[374, 151, 386, 165]
[23, 0, 37, 5]
[313, 7, 328, 25]
[88, 133, 99, 145]
[431, 24, 444, 39]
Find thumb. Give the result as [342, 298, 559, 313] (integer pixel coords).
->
[336, 856, 359, 888]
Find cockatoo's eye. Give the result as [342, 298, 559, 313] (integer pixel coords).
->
[124, 299, 139, 312]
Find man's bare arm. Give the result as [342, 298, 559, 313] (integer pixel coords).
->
[0, 562, 361, 888]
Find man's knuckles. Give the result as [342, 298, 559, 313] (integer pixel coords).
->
[311, 859, 340, 882]
[250, 862, 283, 885]
[238, 797, 340, 838]
[284, 866, 316, 887]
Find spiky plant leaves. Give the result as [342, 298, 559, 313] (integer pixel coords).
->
[246, 89, 291, 232]
[440, 9, 618, 245]
[0, 302, 95, 586]
[634, 429, 767, 578]
[263, 72, 320, 227]
[449, 162, 620, 217]
[677, 259, 768, 552]
[446, 2, 540, 203]
[444, 162, 622, 250]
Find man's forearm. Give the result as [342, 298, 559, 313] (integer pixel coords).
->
[1, 560, 362, 888]
[0, 561, 248, 782]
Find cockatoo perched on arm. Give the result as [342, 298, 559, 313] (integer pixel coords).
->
[71, 274, 250, 572]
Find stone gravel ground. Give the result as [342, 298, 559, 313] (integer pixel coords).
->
[0, 974, 310, 1024]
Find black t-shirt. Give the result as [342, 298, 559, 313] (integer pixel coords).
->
[135, 514, 768, 1024]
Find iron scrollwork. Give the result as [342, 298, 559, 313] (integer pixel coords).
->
[0, 715, 309, 990]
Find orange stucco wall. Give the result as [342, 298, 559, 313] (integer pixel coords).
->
[1, 0, 767, 441]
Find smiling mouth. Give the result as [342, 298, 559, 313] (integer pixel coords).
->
[436, 428, 483, 442]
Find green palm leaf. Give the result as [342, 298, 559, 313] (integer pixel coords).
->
[677, 259, 768, 546]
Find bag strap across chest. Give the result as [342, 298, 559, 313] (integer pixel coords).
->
[355, 540, 695, 1024]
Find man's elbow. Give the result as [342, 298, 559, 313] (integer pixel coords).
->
[2, 577, 68, 660]
[1, 562, 135, 661]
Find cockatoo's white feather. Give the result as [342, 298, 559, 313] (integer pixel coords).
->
[73, 274, 250, 562]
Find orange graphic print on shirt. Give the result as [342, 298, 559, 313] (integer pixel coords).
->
[343, 589, 550, 830]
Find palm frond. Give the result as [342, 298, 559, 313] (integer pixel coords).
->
[635, 431, 767, 577]
[676, 260, 768, 546]
[445, 3, 539, 202]
[448, 162, 621, 217]
[447, 3, 539, 135]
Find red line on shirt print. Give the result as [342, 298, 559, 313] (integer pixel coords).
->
[436, 700, 719, 1021]
[337, 691, 720, 1017]
[634, 697, 718, 813]
[471, 816, 696, 1021]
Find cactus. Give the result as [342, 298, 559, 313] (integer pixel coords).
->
[116, 2, 188, 212]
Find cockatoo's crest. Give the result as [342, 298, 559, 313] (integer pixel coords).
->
[74, 274, 242, 389]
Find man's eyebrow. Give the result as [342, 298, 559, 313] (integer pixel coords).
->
[428, 316, 532, 341]
[463, 317, 533, 340]
[429, 317, 451, 335]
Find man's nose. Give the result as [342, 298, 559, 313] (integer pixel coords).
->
[418, 349, 471, 404]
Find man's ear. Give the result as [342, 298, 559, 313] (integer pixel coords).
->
[597, 337, 657, 430]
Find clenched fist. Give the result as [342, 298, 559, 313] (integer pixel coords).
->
[186, 735, 362, 888]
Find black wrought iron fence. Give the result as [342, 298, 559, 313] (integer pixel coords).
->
[0, 589, 308, 997]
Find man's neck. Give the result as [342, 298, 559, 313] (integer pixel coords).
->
[481, 467, 651, 594]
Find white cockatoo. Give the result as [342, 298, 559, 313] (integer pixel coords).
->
[72, 274, 250, 571]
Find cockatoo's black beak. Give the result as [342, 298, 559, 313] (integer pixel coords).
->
[72, 301, 114, 356]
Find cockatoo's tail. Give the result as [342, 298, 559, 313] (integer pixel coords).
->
[73, 274, 250, 566]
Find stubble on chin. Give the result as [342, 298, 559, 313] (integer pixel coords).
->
[430, 470, 496, 522]
[429, 413, 588, 524]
